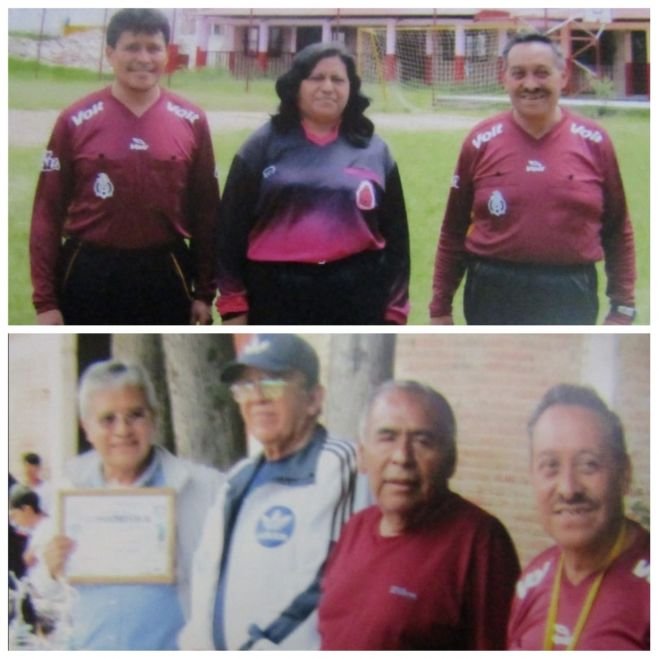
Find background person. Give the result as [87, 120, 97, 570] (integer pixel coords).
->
[14, 452, 53, 514]
[318, 380, 520, 650]
[215, 42, 410, 325]
[179, 334, 362, 649]
[9, 486, 48, 572]
[30, 8, 219, 325]
[429, 31, 635, 325]
[508, 384, 649, 650]
[30, 360, 224, 650]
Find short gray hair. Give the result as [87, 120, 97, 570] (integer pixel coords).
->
[502, 31, 566, 70]
[528, 383, 628, 463]
[360, 380, 457, 479]
[78, 360, 158, 422]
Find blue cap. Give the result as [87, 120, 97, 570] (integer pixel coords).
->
[221, 334, 319, 386]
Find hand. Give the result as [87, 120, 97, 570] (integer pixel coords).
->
[190, 300, 213, 325]
[430, 315, 454, 325]
[222, 313, 248, 325]
[44, 535, 76, 579]
[37, 309, 64, 325]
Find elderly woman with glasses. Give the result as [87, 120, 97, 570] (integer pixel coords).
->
[215, 42, 410, 325]
[27, 360, 224, 650]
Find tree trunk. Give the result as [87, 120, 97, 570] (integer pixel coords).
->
[324, 334, 396, 442]
[111, 334, 175, 452]
[162, 335, 245, 470]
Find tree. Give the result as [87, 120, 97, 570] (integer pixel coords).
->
[112, 334, 175, 452]
[162, 335, 245, 470]
[324, 334, 396, 441]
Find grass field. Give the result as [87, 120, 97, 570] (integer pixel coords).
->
[8, 59, 650, 325]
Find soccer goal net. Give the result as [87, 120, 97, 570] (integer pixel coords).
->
[357, 26, 506, 111]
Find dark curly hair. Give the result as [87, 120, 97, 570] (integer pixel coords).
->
[272, 41, 374, 148]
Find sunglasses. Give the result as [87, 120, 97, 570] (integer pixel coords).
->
[229, 376, 294, 402]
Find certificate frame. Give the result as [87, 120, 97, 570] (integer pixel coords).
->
[58, 488, 176, 584]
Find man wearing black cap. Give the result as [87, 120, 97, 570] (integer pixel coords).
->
[179, 334, 361, 650]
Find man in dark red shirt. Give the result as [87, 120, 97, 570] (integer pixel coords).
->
[430, 32, 636, 325]
[508, 384, 649, 650]
[30, 9, 219, 325]
[318, 380, 520, 650]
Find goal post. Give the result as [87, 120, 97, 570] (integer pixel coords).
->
[357, 25, 507, 111]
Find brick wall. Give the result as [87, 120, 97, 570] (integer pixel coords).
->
[391, 333, 649, 565]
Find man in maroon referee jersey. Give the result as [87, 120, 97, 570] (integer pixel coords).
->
[30, 9, 219, 325]
[508, 384, 649, 650]
[430, 32, 636, 325]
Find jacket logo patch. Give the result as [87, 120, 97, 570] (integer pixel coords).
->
[356, 180, 376, 210]
[488, 190, 507, 217]
[94, 173, 115, 199]
[256, 506, 295, 547]
[262, 165, 276, 179]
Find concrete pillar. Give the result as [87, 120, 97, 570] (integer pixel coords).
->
[256, 20, 268, 71]
[424, 30, 433, 85]
[454, 24, 466, 82]
[194, 15, 210, 69]
[322, 20, 332, 42]
[385, 18, 396, 81]
[497, 29, 508, 82]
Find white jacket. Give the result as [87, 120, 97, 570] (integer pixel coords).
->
[179, 427, 361, 650]
[30, 445, 224, 618]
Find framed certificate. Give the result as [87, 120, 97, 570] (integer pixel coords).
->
[58, 488, 176, 584]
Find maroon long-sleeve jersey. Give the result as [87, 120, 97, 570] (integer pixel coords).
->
[30, 86, 219, 313]
[430, 108, 635, 318]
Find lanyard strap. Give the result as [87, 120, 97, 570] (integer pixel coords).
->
[542, 523, 627, 651]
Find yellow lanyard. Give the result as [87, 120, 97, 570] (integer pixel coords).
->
[542, 524, 627, 651]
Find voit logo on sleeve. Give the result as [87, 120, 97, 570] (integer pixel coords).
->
[256, 506, 296, 547]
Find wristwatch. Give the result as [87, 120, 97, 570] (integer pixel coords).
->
[611, 304, 636, 320]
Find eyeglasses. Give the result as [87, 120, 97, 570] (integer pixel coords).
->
[96, 408, 152, 429]
[229, 377, 293, 402]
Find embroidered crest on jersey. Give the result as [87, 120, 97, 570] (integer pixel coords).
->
[526, 160, 545, 173]
[94, 173, 115, 199]
[472, 123, 503, 149]
[263, 165, 277, 179]
[356, 180, 376, 210]
[130, 137, 149, 151]
[570, 122, 603, 143]
[166, 101, 199, 124]
[488, 190, 507, 217]
[41, 150, 61, 172]
[256, 506, 295, 547]
[71, 101, 104, 127]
